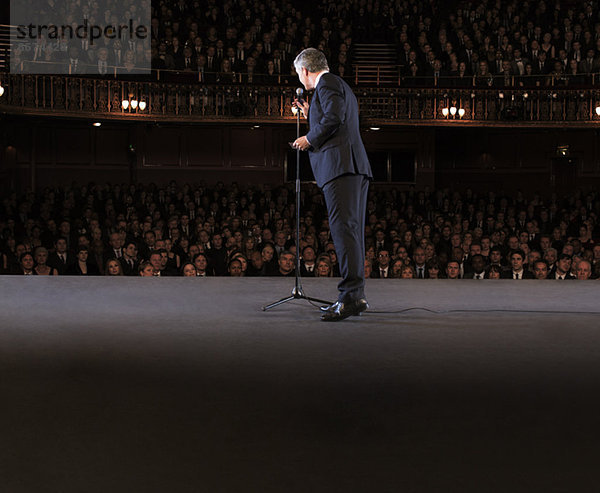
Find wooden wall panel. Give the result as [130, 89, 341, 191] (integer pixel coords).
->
[34, 127, 56, 165]
[143, 127, 181, 167]
[94, 128, 130, 167]
[229, 127, 267, 167]
[55, 128, 91, 165]
[186, 128, 224, 167]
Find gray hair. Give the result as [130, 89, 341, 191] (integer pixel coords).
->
[294, 48, 329, 73]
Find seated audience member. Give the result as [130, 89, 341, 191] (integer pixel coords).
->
[576, 260, 592, 280]
[260, 243, 277, 275]
[228, 258, 244, 277]
[400, 265, 416, 279]
[274, 250, 295, 276]
[120, 241, 139, 276]
[34, 247, 58, 275]
[231, 252, 249, 276]
[544, 248, 558, 271]
[533, 260, 550, 280]
[181, 262, 198, 277]
[363, 259, 373, 279]
[138, 261, 155, 277]
[425, 259, 442, 279]
[193, 253, 210, 276]
[390, 259, 405, 278]
[465, 254, 486, 279]
[372, 250, 392, 278]
[300, 246, 317, 276]
[485, 264, 502, 279]
[550, 253, 576, 280]
[325, 244, 341, 277]
[315, 255, 333, 277]
[48, 237, 74, 275]
[18, 252, 36, 275]
[501, 250, 534, 279]
[247, 251, 265, 276]
[157, 248, 178, 276]
[148, 251, 163, 276]
[105, 258, 124, 276]
[412, 247, 428, 279]
[446, 260, 461, 279]
[68, 246, 99, 275]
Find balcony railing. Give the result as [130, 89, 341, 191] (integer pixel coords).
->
[2, 72, 600, 126]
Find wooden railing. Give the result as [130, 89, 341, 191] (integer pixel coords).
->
[2, 73, 600, 126]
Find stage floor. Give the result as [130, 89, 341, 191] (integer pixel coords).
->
[1, 277, 600, 492]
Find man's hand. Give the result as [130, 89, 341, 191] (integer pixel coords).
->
[292, 98, 310, 118]
[292, 136, 311, 151]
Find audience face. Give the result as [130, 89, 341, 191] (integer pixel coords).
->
[106, 260, 121, 276]
[576, 261, 592, 280]
[446, 261, 460, 279]
[316, 260, 331, 277]
[278, 253, 294, 274]
[533, 261, 549, 280]
[139, 263, 154, 277]
[557, 256, 572, 274]
[229, 259, 243, 276]
[262, 245, 274, 262]
[55, 239, 68, 254]
[400, 266, 414, 279]
[377, 250, 390, 268]
[21, 253, 34, 272]
[77, 249, 89, 263]
[149, 253, 162, 272]
[510, 253, 524, 272]
[194, 254, 208, 273]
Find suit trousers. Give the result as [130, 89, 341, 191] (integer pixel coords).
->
[322, 173, 369, 302]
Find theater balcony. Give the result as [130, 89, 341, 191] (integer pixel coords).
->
[2, 71, 600, 128]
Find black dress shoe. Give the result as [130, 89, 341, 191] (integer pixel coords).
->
[321, 299, 369, 322]
[320, 298, 369, 315]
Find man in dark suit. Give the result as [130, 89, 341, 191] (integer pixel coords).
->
[292, 48, 373, 321]
[47, 237, 75, 275]
[500, 249, 535, 279]
[120, 241, 139, 276]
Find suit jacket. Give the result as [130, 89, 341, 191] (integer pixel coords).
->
[47, 251, 75, 275]
[306, 72, 373, 188]
[500, 270, 535, 279]
[299, 261, 316, 277]
[120, 257, 139, 276]
[548, 267, 576, 280]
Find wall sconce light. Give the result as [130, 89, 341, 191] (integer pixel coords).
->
[450, 106, 457, 116]
[595, 106, 600, 116]
[122, 93, 146, 112]
[441, 107, 449, 117]
[458, 108, 465, 118]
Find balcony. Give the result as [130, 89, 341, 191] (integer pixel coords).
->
[1, 71, 600, 127]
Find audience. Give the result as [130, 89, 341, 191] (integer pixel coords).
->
[17, 0, 600, 88]
[2, 180, 600, 282]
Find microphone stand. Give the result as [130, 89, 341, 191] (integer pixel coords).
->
[262, 97, 333, 311]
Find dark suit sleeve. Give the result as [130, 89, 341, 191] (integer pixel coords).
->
[306, 80, 346, 150]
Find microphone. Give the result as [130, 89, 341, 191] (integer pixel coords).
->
[295, 87, 305, 104]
